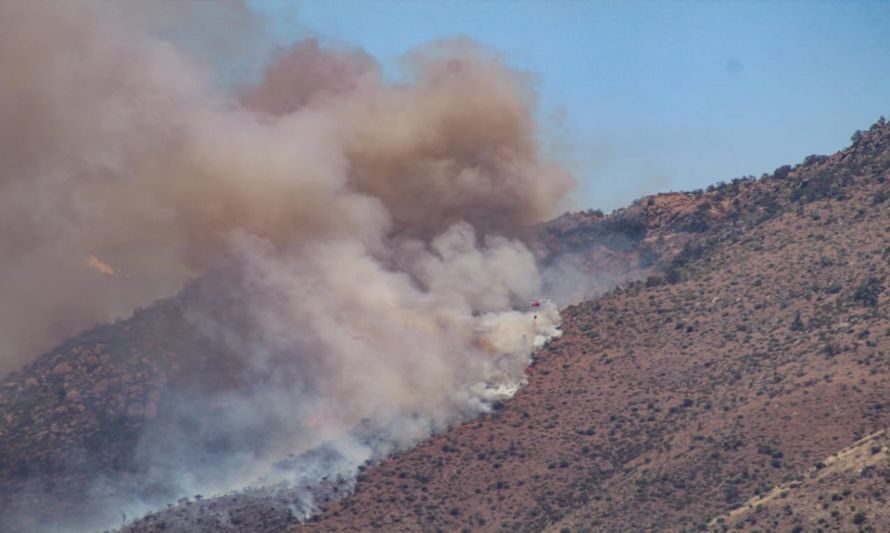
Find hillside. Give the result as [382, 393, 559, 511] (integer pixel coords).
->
[709, 429, 889, 531]
[0, 275, 254, 530]
[285, 119, 890, 532]
[1, 118, 888, 532]
[123, 120, 889, 532]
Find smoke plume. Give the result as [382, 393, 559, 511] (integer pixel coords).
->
[0, 1, 572, 528]
[0, 1, 571, 374]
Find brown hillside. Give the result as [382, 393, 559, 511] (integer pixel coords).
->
[709, 429, 889, 532]
[2, 119, 889, 532]
[0, 276, 253, 531]
[285, 120, 890, 532]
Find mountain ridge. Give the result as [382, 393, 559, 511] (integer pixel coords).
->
[1, 117, 888, 532]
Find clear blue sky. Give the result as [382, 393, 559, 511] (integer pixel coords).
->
[247, 0, 890, 212]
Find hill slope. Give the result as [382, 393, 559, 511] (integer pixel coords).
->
[2, 119, 889, 532]
[709, 429, 889, 532]
[284, 119, 890, 532]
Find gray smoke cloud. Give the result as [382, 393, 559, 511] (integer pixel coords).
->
[0, 1, 573, 529]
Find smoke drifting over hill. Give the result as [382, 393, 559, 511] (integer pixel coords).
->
[0, 1, 571, 528]
[0, 0, 571, 373]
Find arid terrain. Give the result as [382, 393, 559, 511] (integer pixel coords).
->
[2, 118, 889, 532]
[281, 120, 890, 532]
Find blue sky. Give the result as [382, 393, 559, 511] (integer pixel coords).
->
[247, 0, 890, 212]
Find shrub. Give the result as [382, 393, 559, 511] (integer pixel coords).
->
[673, 241, 706, 267]
[645, 275, 664, 288]
[790, 311, 805, 331]
[681, 209, 711, 232]
[607, 212, 647, 241]
[772, 165, 792, 180]
[790, 170, 846, 203]
[853, 277, 884, 307]
[664, 267, 684, 284]
[802, 154, 829, 166]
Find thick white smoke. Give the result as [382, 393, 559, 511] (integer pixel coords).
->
[0, 1, 571, 528]
[151, 228, 563, 499]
